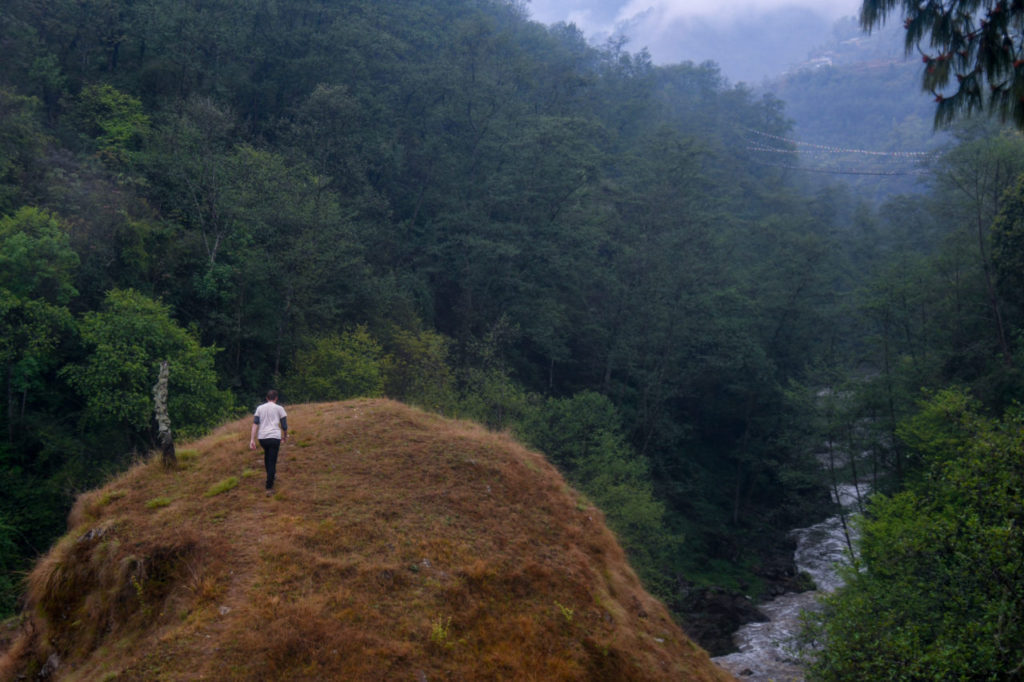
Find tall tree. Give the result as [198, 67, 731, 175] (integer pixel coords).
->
[0, 89, 50, 213]
[991, 173, 1024, 322]
[929, 125, 1024, 369]
[806, 388, 1024, 680]
[62, 288, 232, 449]
[0, 207, 78, 442]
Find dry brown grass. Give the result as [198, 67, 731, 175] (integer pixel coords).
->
[0, 399, 734, 681]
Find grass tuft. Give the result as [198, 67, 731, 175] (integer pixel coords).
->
[145, 497, 172, 509]
[204, 477, 239, 497]
[100, 490, 126, 505]
[428, 616, 454, 651]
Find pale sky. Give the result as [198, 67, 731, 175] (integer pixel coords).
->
[526, 0, 868, 83]
[529, 0, 862, 29]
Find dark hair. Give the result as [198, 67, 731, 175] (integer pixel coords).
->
[266, 389, 279, 401]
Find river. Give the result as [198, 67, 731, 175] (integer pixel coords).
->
[711, 484, 867, 681]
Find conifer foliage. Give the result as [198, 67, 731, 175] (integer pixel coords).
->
[862, 0, 1024, 128]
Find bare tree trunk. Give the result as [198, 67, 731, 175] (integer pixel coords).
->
[827, 433, 855, 557]
[823, 384, 855, 557]
[153, 360, 176, 468]
[274, 289, 293, 379]
[974, 203, 1014, 366]
[5, 363, 13, 444]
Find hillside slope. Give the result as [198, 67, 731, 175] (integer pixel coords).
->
[0, 400, 732, 681]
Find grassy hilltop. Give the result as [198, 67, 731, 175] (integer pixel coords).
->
[0, 400, 731, 681]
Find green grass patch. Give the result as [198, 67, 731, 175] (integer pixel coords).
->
[204, 477, 239, 497]
[145, 496, 172, 509]
[100, 490, 127, 505]
[177, 449, 201, 470]
[429, 616, 455, 650]
[241, 468, 259, 478]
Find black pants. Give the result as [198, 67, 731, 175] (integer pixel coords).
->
[259, 438, 281, 489]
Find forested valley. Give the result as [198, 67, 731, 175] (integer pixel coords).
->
[2, 0, 1023, 673]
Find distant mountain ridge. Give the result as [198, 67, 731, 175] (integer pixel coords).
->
[793, 16, 909, 71]
[764, 18, 947, 202]
[0, 400, 732, 681]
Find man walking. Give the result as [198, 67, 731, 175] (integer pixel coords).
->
[250, 389, 288, 493]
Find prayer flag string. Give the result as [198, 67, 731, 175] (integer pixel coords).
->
[746, 128, 933, 158]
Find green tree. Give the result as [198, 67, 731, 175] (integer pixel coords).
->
[929, 126, 1024, 373]
[0, 207, 78, 442]
[215, 143, 374, 385]
[991, 172, 1024, 321]
[861, 0, 1024, 128]
[0, 206, 78, 304]
[284, 326, 385, 402]
[0, 512, 19, 616]
[451, 316, 531, 431]
[805, 388, 1024, 679]
[0, 89, 50, 214]
[141, 96, 239, 268]
[62, 288, 233, 444]
[382, 325, 456, 413]
[0, 208, 83, 599]
[64, 83, 150, 167]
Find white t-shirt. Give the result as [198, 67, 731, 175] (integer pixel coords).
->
[254, 402, 288, 440]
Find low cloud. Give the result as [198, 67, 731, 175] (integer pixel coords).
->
[616, 0, 860, 26]
[527, 0, 865, 82]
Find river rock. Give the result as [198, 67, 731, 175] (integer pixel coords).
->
[673, 581, 768, 656]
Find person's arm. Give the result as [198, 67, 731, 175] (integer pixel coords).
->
[249, 416, 260, 449]
[280, 416, 288, 443]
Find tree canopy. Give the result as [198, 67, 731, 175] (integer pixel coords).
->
[62, 289, 233, 441]
[805, 389, 1024, 679]
[0, 0, 842, 624]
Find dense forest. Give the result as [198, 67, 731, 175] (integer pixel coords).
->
[1, 0, 1023, 671]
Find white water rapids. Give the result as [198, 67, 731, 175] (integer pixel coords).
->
[712, 484, 867, 681]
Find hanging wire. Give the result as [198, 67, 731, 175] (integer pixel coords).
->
[742, 128, 936, 177]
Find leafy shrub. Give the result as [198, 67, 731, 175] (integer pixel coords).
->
[62, 289, 234, 440]
[65, 83, 150, 167]
[285, 326, 384, 401]
[804, 389, 1024, 679]
[382, 326, 456, 412]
